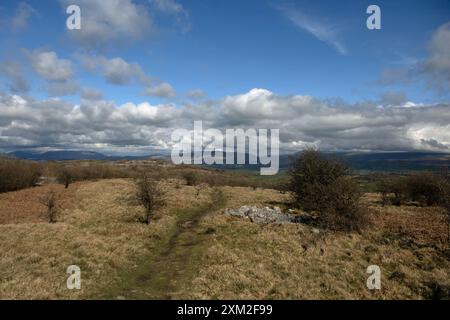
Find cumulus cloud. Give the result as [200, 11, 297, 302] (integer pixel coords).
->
[11, 2, 37, 31]
[1, 89, 449, 154]
[61, 0, 153, 49]
[78, 54, 176, 98]
[144, 82, 176, 98]
[28, 50, 78, 97]
[78, 54, 150, 86]
[30, 50, 74, 82]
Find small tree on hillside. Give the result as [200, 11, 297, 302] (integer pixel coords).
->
[288, 149, 349, 211]
[135, 175, 165, 224]
[57, 167, 73, 189]
[287, 149, 368, 231]
[40, 190, 58, 223]
[183, 171, 199, 186]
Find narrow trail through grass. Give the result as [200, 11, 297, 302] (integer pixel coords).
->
[103, 188, 226, 299]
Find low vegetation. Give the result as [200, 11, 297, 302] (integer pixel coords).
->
[1, 156, 449, 299]
[183, 170, 199, 186]
[0, 157, 42, 193]
[378, 173, 449, 207]
[135, 175, 165, 224]
[288, 149, 368, 231]
[40, 190, 58, 223]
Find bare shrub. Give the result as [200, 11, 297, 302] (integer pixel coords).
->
[183, 171, 199, 186]
[56, 166, 74, 189]
[378, 173, 449, 207]
[407, 173, 448, 206]
[287, 149, 368, 231]
[0, 157, 42, 193]
[377, 177, 408, 206]
[40, 191, 58, 223]
[288, 149, 349, 210]
[317, 177, 369, 231]
[135, 175, 165, 224]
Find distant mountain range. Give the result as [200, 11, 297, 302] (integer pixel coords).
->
[6, 150, 450, 173]
[7, 150, 161, 161]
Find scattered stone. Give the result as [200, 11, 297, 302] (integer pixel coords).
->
[312, 228, 320, 234]
[224, 206, 299, 224]
[181, 221, 194, 229]
[116, 295, 126, 300]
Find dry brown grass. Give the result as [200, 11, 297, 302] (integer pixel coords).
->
[184, 189, 450, 299]
[0, 184, 78, 224]
[0, 177, 449, 300]
[0, 178, 213, 299]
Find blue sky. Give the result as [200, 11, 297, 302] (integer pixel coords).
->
[0, 0, 449, 154]
[1, 0, 448, 103]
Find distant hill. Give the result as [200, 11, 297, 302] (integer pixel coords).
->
[209, 151, 450, 173]
[8, 150, 157, 161]
[7, 150, 450, 173]
[281, 151, 450, 173]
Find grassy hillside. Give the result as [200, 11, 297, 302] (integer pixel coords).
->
[1, 167, 449, 299]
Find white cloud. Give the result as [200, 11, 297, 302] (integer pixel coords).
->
[145, 82, 176, 98]
[1, 89, 449, 153]
[11, 2, 37, 31]
[61, 0, 153, 49]
[30, 50, 74, 82]
[422, 22, 450, 88]
[27, 50, 78, 97]
[378, 22, 450, 92]
[78, 55, 150, 85]
[277, 5, 347, 55]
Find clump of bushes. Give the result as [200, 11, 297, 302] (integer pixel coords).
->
[0, 157, 42, 193]
[54, 162, 135, 188]
[377, 173, 449, 207]
[135, 174, 165, 224]
[183, 171, 199, 186]
[56, 167, 73, 189]
[378, 176, 409, 206]
[287, 149, 368, 231]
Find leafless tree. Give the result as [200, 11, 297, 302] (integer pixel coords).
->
[135, 175, 165, 224]
[40, 190, 58, 223]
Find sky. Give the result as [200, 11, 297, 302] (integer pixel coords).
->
[0, 0, 449, 155]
